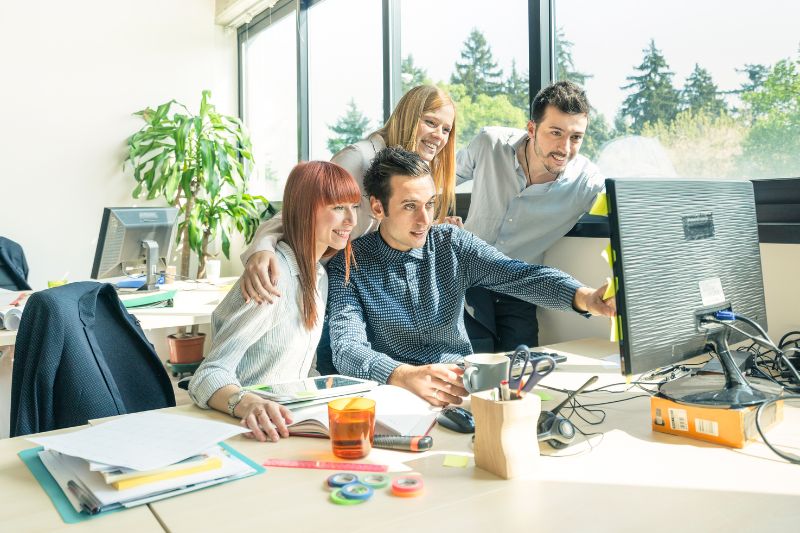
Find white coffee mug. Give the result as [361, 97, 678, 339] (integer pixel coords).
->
[463, 353, 511, 394]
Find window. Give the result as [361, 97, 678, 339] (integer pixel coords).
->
[241, 5, 298, 201]
[308, 0, 382, 160]
[555, 0, 800, 179]
[400, 0, 529, 192]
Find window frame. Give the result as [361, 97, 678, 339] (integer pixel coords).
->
[238, 0, 800, 243]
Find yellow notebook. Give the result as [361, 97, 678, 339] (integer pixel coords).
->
[112, 456, 223, 490]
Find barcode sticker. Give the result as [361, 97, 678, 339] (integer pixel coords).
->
[695, 418, 719, 436]
[668, 408, 689, 431]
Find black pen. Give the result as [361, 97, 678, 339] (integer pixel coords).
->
[373, 435, 433, 452]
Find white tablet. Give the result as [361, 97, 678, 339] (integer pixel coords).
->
[245, 375, 378, 404]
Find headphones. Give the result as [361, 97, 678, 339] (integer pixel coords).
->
[537, 375, 598, 449]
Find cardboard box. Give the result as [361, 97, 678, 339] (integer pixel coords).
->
[650, 394, 783, 448]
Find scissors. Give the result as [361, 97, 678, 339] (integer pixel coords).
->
[507, 344, 556, 394]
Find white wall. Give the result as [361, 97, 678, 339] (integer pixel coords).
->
[540, 237, 800, 346]
[0, 0, 238, 290]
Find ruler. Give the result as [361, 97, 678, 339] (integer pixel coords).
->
[262, 458, 388, 472]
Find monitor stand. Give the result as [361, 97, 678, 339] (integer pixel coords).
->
[658, 328, 782, 408]
[139, 239, 161, 292]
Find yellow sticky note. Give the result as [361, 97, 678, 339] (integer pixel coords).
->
[609, 315, 621, 343]
[601, 242, 616, 267]
[443, 455, 470, 468]
[603, 278, 616, 300]
[589, 193, 608, 216]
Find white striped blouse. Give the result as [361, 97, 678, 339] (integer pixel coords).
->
[188, 241, 326, 409]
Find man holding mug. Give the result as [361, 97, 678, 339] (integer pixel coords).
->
[326, 147, 615, 406]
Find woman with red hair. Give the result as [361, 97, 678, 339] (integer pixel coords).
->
[189, 161, 360, 442]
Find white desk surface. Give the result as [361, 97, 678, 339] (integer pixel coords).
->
[144, 339, 800, 533]
[0, 426, 165, 533]
[0, 278, 234, 346]
[3, 338, 798, 532]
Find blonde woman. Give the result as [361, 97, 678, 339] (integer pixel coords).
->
[240, 85, 459, 306]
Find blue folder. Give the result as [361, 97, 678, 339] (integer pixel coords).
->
[19, 442, 265, 524]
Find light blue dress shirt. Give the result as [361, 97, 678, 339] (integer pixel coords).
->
[458, 127, 605, 265]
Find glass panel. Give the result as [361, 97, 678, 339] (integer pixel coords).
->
[555, 0, 800, 179]
[242, 11, 298, 201]
[308, 0, 382, 161]
[401, 0, 529, 192]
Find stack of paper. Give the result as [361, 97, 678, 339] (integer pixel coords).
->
[27, 412, 254, 515]
[0, 290, 26, 330]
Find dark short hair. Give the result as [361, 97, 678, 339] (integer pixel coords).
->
[530, 80, 591, 123]
[363, 146, 431, 210]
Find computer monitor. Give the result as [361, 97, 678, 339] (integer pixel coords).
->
[91, 207, 178, 291]
[607, 178, 781, 408]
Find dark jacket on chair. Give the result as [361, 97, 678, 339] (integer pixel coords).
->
[10, 282, 175, 437]
[0, 236, 32, 291]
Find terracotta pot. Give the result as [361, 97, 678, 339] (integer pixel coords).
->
[166, 333, 206, 364]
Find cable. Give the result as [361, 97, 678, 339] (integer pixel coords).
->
[755, 395, 800, 465]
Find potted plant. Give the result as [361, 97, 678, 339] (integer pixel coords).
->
[126, 90, 268, 364]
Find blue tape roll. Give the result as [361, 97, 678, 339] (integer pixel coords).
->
[327, 473, 358, 488]
[340, 482, 374, 501]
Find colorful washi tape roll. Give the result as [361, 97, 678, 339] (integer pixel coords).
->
[361, 473, 390, 489]
[391, 475, 424, 497]
[327, 473, 359, 489]
[329, 488, 365, 505]
[340, 482, 374, 501]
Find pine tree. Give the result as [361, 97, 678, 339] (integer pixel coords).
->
[737, 63, 770, 93]
[682, 64, 727, 115]
[504, 59, 529, 113]
[401, 55, 431, 94]
[620, 40, 680, 132]
[450, 28, 504, 99]
[326, 100, 370, 155]
[555, 27, 590, 86]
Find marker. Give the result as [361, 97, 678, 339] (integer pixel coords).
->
[373, 435, 433, 452]
[262, 458, 388, 472]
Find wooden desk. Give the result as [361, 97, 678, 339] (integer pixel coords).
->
[146, 339, 800, 533]
[0, 279, 234, 346]
[4, 339, 799, 532]
[0, 427, 165, 533]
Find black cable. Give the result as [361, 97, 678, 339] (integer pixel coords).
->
[755, 395, 800, 465]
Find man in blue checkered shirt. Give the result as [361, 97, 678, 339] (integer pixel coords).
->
[327, 147, 615, 405]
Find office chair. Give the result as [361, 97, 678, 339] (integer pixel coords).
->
[10, 282, 175, 437]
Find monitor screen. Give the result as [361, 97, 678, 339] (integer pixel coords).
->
[607, 178, 778, 406]
[91, 207, 178, 285]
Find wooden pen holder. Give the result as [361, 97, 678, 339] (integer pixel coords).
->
[472, 391, 541, 480]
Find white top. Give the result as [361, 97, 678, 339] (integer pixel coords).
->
[189, 242, 327, 408]
[458, 127, 605, 265]
[240, 133, 386, 264]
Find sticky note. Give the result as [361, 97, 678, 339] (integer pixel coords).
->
[609, 315, 620, 343]
[534, 390, 552, 401]
[589, 193, 608, 216]
[601, 243, 614, 267]
[603, 278, 616, 300]
[443, 455, 470, 468]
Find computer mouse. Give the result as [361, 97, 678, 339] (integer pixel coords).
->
[436, 406, 475, 434]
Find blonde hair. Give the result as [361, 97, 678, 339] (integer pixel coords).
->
[376, 85, 457, 222]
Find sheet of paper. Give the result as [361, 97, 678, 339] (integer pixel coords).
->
[58, 445, 254, 507]
[29, 412, 249, 471]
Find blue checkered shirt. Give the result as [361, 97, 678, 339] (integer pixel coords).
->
[327, 225, 584, 383]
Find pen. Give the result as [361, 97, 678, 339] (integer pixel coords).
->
[500, 380, 510, 401]
[67, 480, 101, 515]
[373, 435, 433, 452]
